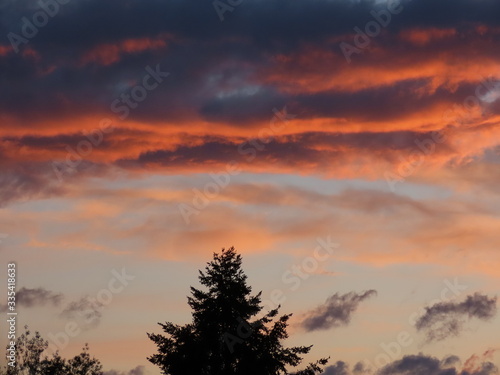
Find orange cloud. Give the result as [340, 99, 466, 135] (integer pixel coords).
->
[399, 27, 457, 45]
[79, 35, 171, 66]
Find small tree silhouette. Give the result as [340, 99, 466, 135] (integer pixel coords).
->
[148, 247, 329, 375]
[1, 326, 102, 375]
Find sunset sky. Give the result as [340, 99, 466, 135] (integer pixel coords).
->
[0, 0, 499, 374]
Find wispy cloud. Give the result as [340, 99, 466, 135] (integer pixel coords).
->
[0, 285, 105, 330]
[59, 296, 104, 330]
[0, 287, 63, 312]
[415, 292, 498, 342]
[301, 290, 377, 332]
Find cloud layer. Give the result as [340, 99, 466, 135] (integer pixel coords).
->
[1, 0, 500, 207]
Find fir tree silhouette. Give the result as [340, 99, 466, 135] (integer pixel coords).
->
[148, 247, 328, 375]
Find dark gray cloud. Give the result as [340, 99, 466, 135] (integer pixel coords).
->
[442, 356, 462, 368]
[321, 361, 372, 375]
[301, 290, 377, 332]
[0, 282, 112, 330]
[415, 293, 498, 342]
[2, 0, 500, 52]
[377, 354, 498, 375]
[0, 286, 104, 330]
[59, 296, 103, 330]
[103, 366, 147, 375]
[353, 362, 371, 374]
[320, 354, 498, 375]
[0, 0, 500, 125]
[323, 361, 351, 375]
[118, 128, 457, 171]
[0, 287, 63, 312]
[378, 355, 458, 375]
